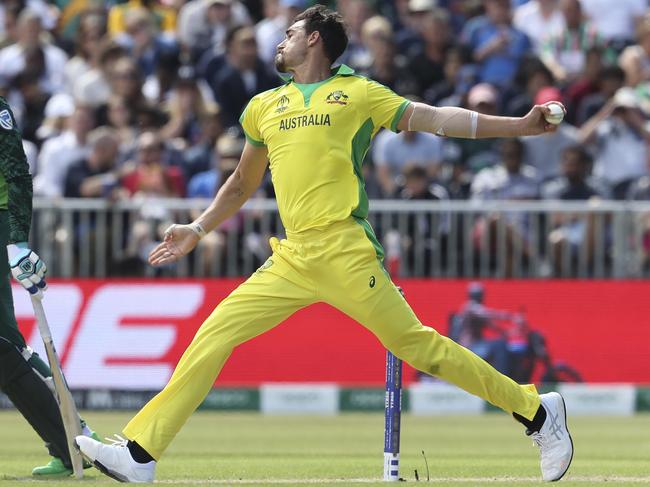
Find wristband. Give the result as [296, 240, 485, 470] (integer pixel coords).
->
[189, 222, 207, 239]
[7, 242, 28, 262]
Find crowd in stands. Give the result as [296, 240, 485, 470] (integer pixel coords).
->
[3, 0, 650, 275]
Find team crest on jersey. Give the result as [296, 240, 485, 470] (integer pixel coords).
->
[275, 95, 290, 113]
[0, 109, 13, 130]
[325, 90, 349, 105]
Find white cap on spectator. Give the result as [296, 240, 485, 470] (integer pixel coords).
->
[44, 93, 75, 119]
[206, 0, 232, 5]
[468, 83, 498, 108]
[409, 0, 437, 12]
[613, 87, 638, 109]
[217, 133, 245, 158]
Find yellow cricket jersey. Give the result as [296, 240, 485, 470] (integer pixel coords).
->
[239, 64, 410, 235]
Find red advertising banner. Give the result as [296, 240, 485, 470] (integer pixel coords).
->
[12, 280, 650, 388]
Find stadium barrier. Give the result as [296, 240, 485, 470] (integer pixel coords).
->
[31, 198, 650, 279]
[1, 384, 649, 415]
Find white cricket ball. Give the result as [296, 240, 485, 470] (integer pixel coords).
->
[544, 102, 565, 125]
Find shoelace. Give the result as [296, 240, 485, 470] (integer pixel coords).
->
[105, 434, 129, 448]
[531, 432, 546, 449]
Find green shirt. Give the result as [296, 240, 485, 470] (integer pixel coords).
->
[0, 97, 32, 243]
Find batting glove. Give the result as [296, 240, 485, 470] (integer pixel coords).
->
[8, 243, 47, 298]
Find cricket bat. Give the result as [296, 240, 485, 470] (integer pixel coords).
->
[31, 296, 84, 479]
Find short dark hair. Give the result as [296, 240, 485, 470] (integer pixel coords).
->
[563, 145, 591, 165]
[293, 5, 348, 63]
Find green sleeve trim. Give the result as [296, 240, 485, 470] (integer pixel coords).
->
[243, 131, 266, 147]
[390, 100, 411, 133]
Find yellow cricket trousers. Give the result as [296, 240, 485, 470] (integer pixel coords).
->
[123, 217, 540, 459]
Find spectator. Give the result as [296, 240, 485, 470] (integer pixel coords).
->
[256, 0, 306, 70]
[563, 46, 605, 124]
[405, 8, 451, 95]
[618, 18, 650, 88]
[161, 66, 214, 147]
[393, 0, 433, 55]
[575, 64, 625, 125]
[396, 164, 450, 275]
[355, 15, 392, 72]
[446, 83, 501, 173]
[105, 94, 138, 161]
[543, 144, 606, 200]
[543, 145, 606, 275]
[471, 138, 539, 276]
[121, 131, 185, 198]
[580, 0, 646, 49]
[182, 104, 224, 180]
[0, 0, 58, 37]
[63, 127, 122, 199]
[188, 132, 244, 199]
[522, 86, 579, 180]
[540, 0, 602, 84]
[461, 0, 531, 88]
[177, 0, 251, 62]
[0, 9, 68, 96]
[357, 18, 418, 95]
[116, 7, 179, 78]
[74, 39, 127, 108]
[0, 5, 20, 50]
[10, 70, 48, 142]
[445, 160, 474, 200]
[506, 58, 555, 117]
[424, 45, 477, 106]
[579, 87, 650, 199]
[338, 0, 375, 68]
[63, 11, 107, 98]
[513, 0, 565, 53]
[107, 57, 147, 115]
[207, 25, 278, 128]
[142, 50, 182, 103]
[34, 104, 95, 196]
[372, 109, 444, 197]
[108, 0, 177, 40]
[35, 92, 75, 142]
[472, 138, 540, 200]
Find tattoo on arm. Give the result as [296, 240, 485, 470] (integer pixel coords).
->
[234, 187, 244, 198]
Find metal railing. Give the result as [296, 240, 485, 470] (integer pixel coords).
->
[31, 198, 650, 279]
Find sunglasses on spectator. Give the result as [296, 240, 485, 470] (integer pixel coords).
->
[139, 144, 162, 152]
[115, 71, 138, 80]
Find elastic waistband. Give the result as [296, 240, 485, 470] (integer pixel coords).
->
[285, 217, 359, 242]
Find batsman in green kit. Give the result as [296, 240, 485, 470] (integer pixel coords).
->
[0, 97, 98, 476]
[77, 6, 574, 483]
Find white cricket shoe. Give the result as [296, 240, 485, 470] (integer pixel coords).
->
[531, 392, 574, 482]
[74, 434, 156, 483]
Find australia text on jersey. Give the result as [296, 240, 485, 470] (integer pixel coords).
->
[278, 113, 331, 131]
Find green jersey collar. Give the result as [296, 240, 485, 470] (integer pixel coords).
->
[280, 64, 355, 83]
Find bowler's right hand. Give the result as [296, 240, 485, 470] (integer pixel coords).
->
[148, 224, 201, 266]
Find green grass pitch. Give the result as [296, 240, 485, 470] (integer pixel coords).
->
[1, 411, 649, 486]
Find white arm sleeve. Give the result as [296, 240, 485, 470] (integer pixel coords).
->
[408, 102, 479, 139]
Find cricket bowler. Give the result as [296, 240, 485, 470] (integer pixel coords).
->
[77, 5, 573, 482]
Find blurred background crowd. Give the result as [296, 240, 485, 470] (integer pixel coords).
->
[5, 0, 650, 277]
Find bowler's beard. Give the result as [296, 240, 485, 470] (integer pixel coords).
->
[275, 53, 286, 72]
